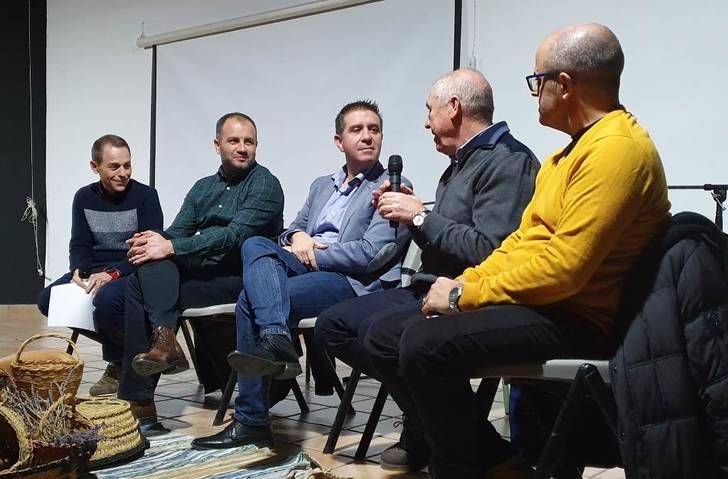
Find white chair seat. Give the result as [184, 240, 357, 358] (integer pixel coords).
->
[180, 303, 236, 317]
[474, 359, 611, 383]
[296, 317, 317, 329]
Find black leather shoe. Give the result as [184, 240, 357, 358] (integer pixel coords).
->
[139, 418, 171, 438]
[227, 334, 302, 380]
[380, 415, 430, 472]
[191, 420, 273, 449]
[128, 400, 170, 438]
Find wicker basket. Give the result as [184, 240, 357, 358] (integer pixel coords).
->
[0, 404, 33, 472]
[75, 398, 146, 468]
[30, 394, 96, 466]
[0, 453, 88, 479]
[1, 394, 96, 476]
[10, 335, 83, 403]
[0, 369, 10, 401]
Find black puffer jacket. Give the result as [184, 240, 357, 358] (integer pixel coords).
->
[610, 212, 728, 479]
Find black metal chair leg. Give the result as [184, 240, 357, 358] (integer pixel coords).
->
[476, 377, 500, 416]
[323, 368, 361, 454]
[354, 384, 388, 460]
[533, 364, 593, 479]
[214, 371, 237, 426]
[301, 331, 312, 385]
[582, 365, 618, 437]
[178, 318, 203, 384]
[323, 352, 355, 415]
[290, 379, 309, 414]
[67, 330, 80, 354]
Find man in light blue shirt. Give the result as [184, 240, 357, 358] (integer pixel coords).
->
[192, 100, 410, 449]
[306, 169, 367, 245]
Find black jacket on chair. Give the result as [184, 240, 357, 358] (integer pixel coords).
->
[610, 212, 728, 479]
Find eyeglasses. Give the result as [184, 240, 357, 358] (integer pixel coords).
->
[525, 71, 559, 93]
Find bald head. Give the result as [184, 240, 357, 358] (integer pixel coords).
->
[430, 68, 494, 124]
[540, 23, 624, 93]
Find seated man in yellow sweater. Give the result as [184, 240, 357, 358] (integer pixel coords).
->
[363, 23, 670, 479]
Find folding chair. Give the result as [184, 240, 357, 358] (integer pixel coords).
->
[474, 359, 617, 479]
[323, 241, 423, 456]
[178, 304, 309, 425]
[322, 242, 511, 458]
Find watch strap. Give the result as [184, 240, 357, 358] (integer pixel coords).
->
[105, 268, 121, 280]
[449, 286, 463, 313]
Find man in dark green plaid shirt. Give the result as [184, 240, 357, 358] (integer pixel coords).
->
[117, 112, 284, 433]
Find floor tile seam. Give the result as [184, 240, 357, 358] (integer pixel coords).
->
[288, 416, 373, 430]
[270, 405, 331, 417]
[154, 394, 208, 404]
[156, 409, 216, 420]
[328, 457, 382, 470]
[305, 396, 370, 407]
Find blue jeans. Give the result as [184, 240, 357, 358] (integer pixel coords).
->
[233, 236, 356, 426]
[37, 272, 128, 364]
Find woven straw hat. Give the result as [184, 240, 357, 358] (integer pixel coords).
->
[75, 398, 146, 468]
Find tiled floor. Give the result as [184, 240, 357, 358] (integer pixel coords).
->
[0, 305, 625, 478]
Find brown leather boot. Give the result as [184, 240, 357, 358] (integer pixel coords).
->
[132, 326, 189, 377]
[127, 399, 169, 437]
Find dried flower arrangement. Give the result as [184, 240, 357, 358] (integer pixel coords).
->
[2, 370, 97, 444]
[0, 371, 98, 473]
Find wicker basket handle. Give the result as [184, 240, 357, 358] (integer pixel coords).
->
[38, 392, 73, 437]
[15, 333, 82, 364]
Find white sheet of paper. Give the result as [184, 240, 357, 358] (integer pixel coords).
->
[47, 282, 97, 332]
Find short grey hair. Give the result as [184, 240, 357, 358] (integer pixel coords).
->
[431, 68, 494, 123]
[545, 24, 624, 91]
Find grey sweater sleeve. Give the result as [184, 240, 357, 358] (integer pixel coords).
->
[418, 149, 538, 268]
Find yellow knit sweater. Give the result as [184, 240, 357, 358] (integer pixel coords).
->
[458, 109, 670, 337]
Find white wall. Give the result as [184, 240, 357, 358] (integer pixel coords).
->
[462, 0, 728, 223]
[46, 0, 452, 281]
[47, 1, 149, 281]
[153, 0, 451, 227]
[47, 0, 728, 281]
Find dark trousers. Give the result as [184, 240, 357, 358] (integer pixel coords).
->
[117, 259, 241, 402]
[314, 285, 426, 377]
[37, 272, 129, 364]
[363, 304, 615, 479]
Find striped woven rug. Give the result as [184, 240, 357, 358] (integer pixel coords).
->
[93, 433, 326, 479]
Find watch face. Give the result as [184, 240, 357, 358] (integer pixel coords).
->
[448, 287, 458, 302]
[448, 286, 463, 312]
[413, 212, 425, 227]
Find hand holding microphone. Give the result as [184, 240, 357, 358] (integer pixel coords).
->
[375, 155, 425, 226]
[388, 155, 402, 227]
[371, 155, 404, 207]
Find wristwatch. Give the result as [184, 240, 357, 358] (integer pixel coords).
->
[412, 209, 429, 228]
[448, 286, 463, 313]
[104, 267, 121, 280]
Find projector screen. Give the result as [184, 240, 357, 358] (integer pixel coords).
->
[155, 0, 454, 227]
[469, 0, 728, 222]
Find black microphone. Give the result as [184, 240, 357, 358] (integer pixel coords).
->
[78, 265, 92, 280]
[388, 155, 403, 227]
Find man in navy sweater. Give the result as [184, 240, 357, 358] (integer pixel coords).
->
[37, 134, 163, 396]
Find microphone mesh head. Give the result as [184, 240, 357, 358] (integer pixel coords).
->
[388, 155, 403, 174]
